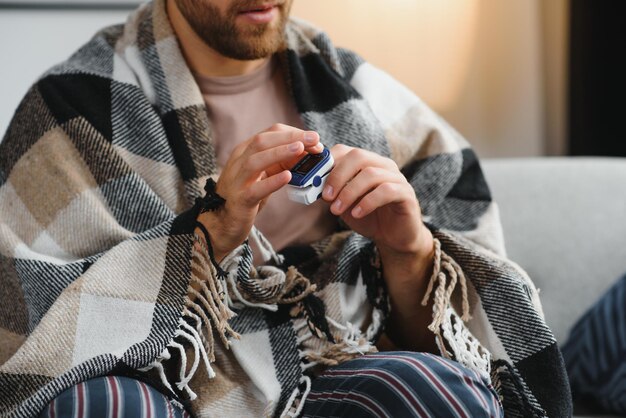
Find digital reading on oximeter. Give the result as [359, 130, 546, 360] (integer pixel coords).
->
[287, 147, 334, 205]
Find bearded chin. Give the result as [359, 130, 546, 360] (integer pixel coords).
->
[175, 0, 289, 61]
[206, 26, 287, 60]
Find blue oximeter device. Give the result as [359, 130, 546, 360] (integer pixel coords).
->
[287, 147, 334, 205]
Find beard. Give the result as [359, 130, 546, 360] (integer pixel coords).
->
[174, 0, 292, 60]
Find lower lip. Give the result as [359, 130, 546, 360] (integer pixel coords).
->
[238, 6, 278, 24]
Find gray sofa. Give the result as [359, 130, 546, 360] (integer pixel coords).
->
[483, 157, 626, 418]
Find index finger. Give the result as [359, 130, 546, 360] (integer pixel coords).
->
[245, 129, 320, 156]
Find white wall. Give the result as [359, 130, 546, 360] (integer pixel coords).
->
[436, 0, 545, 157]
[0, 9, 129, 136]
[293, 0, 568, 158]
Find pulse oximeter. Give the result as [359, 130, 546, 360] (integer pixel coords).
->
[287, 147, 334, 205]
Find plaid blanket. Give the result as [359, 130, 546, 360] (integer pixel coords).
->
[0, 1, 571, 417]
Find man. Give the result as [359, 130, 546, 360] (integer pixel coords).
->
[0, 0, 570, 417]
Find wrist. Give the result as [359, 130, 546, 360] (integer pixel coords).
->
[196, 211, 231, 263]
[194, 177, 235, 263]
[378, 226, 438, 353]
[377, 224, 435, 284]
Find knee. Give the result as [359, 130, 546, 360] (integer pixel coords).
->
[38, 376, 189, 418]
[327, 351, 503, 418]
[375, 352, 502, 417]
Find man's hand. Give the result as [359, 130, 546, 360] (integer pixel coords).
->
[323, 144, 437, 352]
[322, 144, 432, 258]
[197, 124, 322, 262]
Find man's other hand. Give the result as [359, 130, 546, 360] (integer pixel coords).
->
[322, 144, 432, 259]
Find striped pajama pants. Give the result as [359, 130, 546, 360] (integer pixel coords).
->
[39, 352, 502, 418]
[302, 352, 502, 417]
[38, 376, 190, 418]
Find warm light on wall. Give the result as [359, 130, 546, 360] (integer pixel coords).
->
[291, 0, 479, 111]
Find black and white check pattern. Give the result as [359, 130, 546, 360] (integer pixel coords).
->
[0, 1, 570, 417]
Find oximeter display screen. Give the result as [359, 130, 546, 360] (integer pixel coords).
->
[293, 153, 324, 175]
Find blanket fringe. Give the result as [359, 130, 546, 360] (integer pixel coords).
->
[138, 319, 210, 400]
[280, 375, 312, 418]
[421, 237, 471, 325]
[301, 339, 373, 367]
[140, 233, 241, 399]
[286, 311, 381, 416]
[491, 360, 546, 417]
[421, 237, 490, 375]
[142, 228, 321, 401]
[221, 240, 316, 311]
[295, 312, 380, 370]
[442, 308, 491, 375]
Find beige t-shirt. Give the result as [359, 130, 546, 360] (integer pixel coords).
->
[194, 57, 337, 263]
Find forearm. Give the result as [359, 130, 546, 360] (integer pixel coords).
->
[378, 226, 438, 354]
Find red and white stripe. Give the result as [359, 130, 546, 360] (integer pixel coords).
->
[324, 367, 429, 415]
[307, 390, 389, 417]
[105, 376, 122, 418]
[428, 354, 498, 415]
[137, 378, 154, 418]
[165, 397, 174, 418]
[364, 354, 472, 418]
[46, 398, 56, 418]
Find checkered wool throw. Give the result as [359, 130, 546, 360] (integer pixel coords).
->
[0, 1, 571, 417]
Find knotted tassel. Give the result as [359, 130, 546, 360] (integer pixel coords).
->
[421, 237, 471, 332]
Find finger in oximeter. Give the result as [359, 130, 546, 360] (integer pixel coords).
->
[287, 147, 334, 205]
